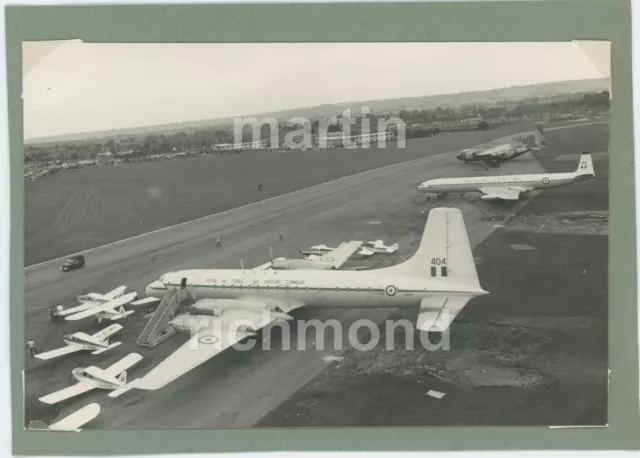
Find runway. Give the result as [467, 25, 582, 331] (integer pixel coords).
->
[23, 121, 608, 428]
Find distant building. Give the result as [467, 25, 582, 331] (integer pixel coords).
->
[315, 131, 396, 148]
[213, 139, 269, 152]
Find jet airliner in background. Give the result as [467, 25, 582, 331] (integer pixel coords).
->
[418, 152, 595, 201]
[135, 208, 488, 391]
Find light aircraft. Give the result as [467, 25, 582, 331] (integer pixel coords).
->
[358, 240, 399, 256]
[67, 286, 160, 316]
[455, 126, 546, 168]
[35, 324, 123, 360]
[38, 353, 143, 405]
[257, 241, 363, 270]
[61, 292, 138, 322]
[27, 403, 101, 431]
[299, 244, 335, 258]
[135, 207, 488, 391]
[418, 152, 595, 201]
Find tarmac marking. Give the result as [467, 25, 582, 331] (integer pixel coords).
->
[25, 121, 605, 270]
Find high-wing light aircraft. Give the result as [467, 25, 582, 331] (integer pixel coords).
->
[134, 207, 488, 391]
[61, 292, 138, 322]
[257, 241, 363, 270]
[358, 240, 399, 256]
[27, 403, 101, 431]
[455, 126, 546, 167]
[35, 324, 123, 360]
[418, 152, 595, 201]
[38, 353, 143, 404]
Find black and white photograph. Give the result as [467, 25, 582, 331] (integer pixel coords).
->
[23, 41, 610, 430]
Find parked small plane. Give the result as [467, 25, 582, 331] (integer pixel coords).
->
[358, 240, 399, 256]
[455, 126, 546, 168]
[135, 207, 487, 391]
[72, 286, 159, 311]
[27, 403, 101, 431]
[35, 324, 124, 360]
[38, 353, 143, 404]
[418, 152, 595, 201]
[257, 241, 363, 270]
[61, 292, 138, 322]
[299, 244, 335, 257]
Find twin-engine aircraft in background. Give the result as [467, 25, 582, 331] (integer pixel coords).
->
[134, 207, 488, 391]
[38, 353, 143, 404]
[257, 241, 363, 270]
[35, 324, 123, 360]
[418, 152, 595, 201]
[455, 126, 547, 168]
[27, 403, 101, 431]
[358, 240, 399, 256]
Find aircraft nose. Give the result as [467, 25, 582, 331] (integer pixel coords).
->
[417, 183, 429, 192]
[145, 280, 167, 297]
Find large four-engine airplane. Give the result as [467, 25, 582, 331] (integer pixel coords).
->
[257, 241, 363, 270]
[455, 126, 547, 168]
[39, 353, 143, 404]
[134, 207, 488, 390]
[35, 324, 123, 360]
[27, 403, 101, 431]
[358, 240, 399, 256]
[418, 152, 595, 201]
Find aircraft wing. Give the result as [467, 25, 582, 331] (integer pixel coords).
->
[104, 353, 143, 377]
[34, 344, 83, 361]
[358, 247, 375, 256]
[48, 403, 101, 431]
[65, 292, 137, 321]
[311, 241, 363, 269]
[57, 303, 96, 317]
[129, 296, 161, 307]
[417, 296, 474, 332]
[478, 187, 521, 201]
[102, 286, 128, 300]
[91, 324, 123, 342]
[134, 309, 285, 391]
[39, 382, 95, 405]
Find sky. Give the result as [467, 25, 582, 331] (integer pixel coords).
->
[22, 42, 609, 140]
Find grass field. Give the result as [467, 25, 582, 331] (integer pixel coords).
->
[24, 122, 596, 265]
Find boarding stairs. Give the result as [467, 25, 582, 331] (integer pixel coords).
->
[136, 287, 195, 348]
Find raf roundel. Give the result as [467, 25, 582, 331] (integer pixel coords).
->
[385, 285, 398, 296]
[198, 335, 219, 345]
[541, 177, 550, 185]
[320, 256, 335, 262]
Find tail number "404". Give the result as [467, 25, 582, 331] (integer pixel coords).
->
[430, 258, 448, 277]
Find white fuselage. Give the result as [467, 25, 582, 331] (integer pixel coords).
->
[71, 368, 123, 390]
[62, 334, 107, 351]
[146, 268, 483, 310]
[418, 172, 581, 194]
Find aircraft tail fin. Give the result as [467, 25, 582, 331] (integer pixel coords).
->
[383, 208, 485, 292]
[574, 152, 595, 177]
